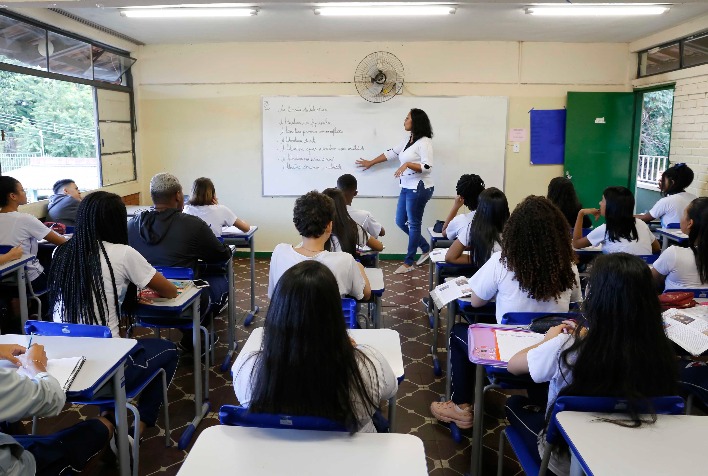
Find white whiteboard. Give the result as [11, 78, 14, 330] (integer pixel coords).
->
[262, 96, 508, 197]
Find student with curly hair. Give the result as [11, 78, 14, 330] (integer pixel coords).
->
[430, 196, 581, 428]
[637, 163, 695, 227]
[573, 186, 660, 255]
[268, 191, 371, 300]
[441, 174, 486, 240]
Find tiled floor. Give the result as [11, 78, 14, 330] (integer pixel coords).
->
[27, 258, 525, 475]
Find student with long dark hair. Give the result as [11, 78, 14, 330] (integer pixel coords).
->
[547, 176, 590, 229]
[322, 188, 383, 257]
[233, 261, 397, 433]
[573, 186, 660, 255]
[430, 196, 580, 428]
[445, 187, 509, 268]
[637, 163, 695, 227]
[48, 191, 179, 440]
[507, 253, 678, 475]
[183, 177, 250, 237]
[356, 108, 434, 274]
[441, 174, 486, 240]
[653, 197, 708, 290]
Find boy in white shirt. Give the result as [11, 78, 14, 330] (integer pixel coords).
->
[441, 174, 485, 240]
[336, 174, 385, 239]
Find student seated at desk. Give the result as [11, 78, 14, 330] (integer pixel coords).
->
[234, 261, 396, 433]
[322, 188, 383, 256]
[49, 191, 179, 439]
[573, 186, 660, 255]
[0, 342, 114, 475]
[183, 177, 250, 238]
[441, 174, 485, 240]
[636, 163, 695, 228]
[546, 177, 591, 229]
[46, 178, 82, 228]
[430, 196, 580, 429]
[337, 173, 386, 239]
[445, 187, 508, 267]
[0, 246, 25, 334]
[506, 253, 678, 476]
[653, 197, 708, 291]
[269, 191, 371, 300]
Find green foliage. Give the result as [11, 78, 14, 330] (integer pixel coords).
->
[0, 68, 96, 157]
[640, 89, 673, 157]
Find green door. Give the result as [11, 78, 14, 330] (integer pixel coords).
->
[565, 92, 636, 212]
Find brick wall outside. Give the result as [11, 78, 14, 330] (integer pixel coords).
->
[670, 77, 708, 197]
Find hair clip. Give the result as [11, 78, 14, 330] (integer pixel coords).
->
[675, 163, 686, 168]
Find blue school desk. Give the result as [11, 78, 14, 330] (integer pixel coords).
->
[0, 334, 137, 476]
[221, 226, 259, 326]
[0, 254, 35, 332]
[656, 227, 689, 250]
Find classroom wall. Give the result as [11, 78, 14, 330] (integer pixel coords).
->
[133, 41, 632, 253]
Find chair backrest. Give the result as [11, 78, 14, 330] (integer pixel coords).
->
[341, 298, 357, 329]
[25, 320, 112, 338]
[638, 254, 660, 265]
[545, 395, 685, 444]
[219, 405, 348, 432]
[501, 312, 582, 326]
[665, 223, 681, 229]
[666, 288, 708, 299]
[154, 266, 194, 280]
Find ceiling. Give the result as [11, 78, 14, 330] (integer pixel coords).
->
[6, 1, 708, 45]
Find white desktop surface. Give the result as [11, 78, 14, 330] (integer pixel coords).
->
[0, 334, 136, 395]
[139, 285, 201, 310]
[363, 267, 384, 291]
[657, 228, 688, 239]
[221, 225, 258, 238]
[239, 327, 403, 379]
[556, 412, 708, 476]
[427, 226, 444, 240]
[177, 425, 427, 476]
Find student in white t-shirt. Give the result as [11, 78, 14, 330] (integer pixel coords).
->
[573, 186, 660, 255]
[441, 174, 486, 241]
[337, 174, 386, 239]
[322, 188, 383, 258]
[637, 163, 696, 227]
[234, 261, 396, 433]
[47, 191, 179, 440]
[268, 191, 370, 300]
[430, 196, 581, 429]
[653, 197, 708, 291]
[506, 253, 678, 476]
[445, 187, 508, 267]
[183, 177, 250, 237]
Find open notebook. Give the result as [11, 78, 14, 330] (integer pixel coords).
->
[18, 356, 86, 392]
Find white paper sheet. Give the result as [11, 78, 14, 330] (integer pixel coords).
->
[495, 330, 544, 363]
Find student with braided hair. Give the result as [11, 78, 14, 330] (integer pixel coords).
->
[637, 163, 696, 227]
[48, 191, 179, 443]
[441, 174, 485, 241]
[430, 196, 581, 428]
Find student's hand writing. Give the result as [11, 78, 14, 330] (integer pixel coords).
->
[581, 208, 601, 220]
[0, 344, 26, 367]
[4, 246, 22, 261]
[356, 159, 373, 170]
[17, 344, 48, 375]
[393, 163, 408, 178]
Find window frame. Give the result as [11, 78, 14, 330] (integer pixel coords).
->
[638, 30, 708, 78]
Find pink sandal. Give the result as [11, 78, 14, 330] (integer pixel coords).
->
[430, 401, 473, 429]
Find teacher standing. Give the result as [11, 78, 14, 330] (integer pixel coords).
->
[356, 108, 434, 274]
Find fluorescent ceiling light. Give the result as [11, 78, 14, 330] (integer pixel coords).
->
[525, 5, 669, 17]
[315, 6, 455, 16]
[120, 7, 257, 18]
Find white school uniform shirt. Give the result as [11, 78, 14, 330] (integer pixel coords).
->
[53, 242, 156, 338]
[232, 344, 397, 433]
[347, 205, 383, 239]
[383, 135, 433, 189]
[650, 192, 696, 228]
[468, 251, 581, 323]
[0, 211, 51, 281]
[458, 223, 502, 252]
[268, 244, 365, 300]
[445, 211, 475, 241]
[183, 204, 238, 238]
[653, 245, 706, 291]
[586, 218, 656, 255]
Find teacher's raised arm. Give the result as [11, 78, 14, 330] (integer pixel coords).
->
[355, 109, 435, 275]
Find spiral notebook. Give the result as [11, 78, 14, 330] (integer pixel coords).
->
[18, 356, 86, 392]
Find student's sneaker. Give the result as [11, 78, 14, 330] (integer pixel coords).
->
[416, 252, 431, 266]
[105, 430, 134, 467]
[430, 401, 473, 429]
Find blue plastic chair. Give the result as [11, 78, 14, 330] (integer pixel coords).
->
[666, 223, 681, 229]
[24, 321, 171, 476]
[638, 254, 660, 265]
[219, 405, 348, 432]
[342, 297, 358, 329]
[666, 288, 708, 299]
[154, 266, 194, 280]
[497, 395, 685, 476]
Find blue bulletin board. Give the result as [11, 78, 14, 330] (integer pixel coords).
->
[530, 109, 566, 165]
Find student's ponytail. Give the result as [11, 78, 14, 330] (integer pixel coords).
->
[687, 197, 708, 283]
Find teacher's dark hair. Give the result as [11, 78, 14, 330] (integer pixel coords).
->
[687, 197, 708, 283]
[0, 176, 20, 207]
[292, 190, 335, 238]
[410, 108, 433, 142]
[248, 261, 379, 433]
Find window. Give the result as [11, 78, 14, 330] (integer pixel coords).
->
[684, 33, 708, 69]
[638, 29, 708, 78]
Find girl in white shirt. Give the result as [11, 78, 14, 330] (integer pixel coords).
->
[183, 177, 250, 237]
[506, 253, 677, 476]
[573, 186, 660, 255]
[637, 163, 696, 227]
[653, 197, 708, 291]
[441, 174, 486, 241]
[233, 260, 397, 433]
[322, 188, 383, 258]
[356, 109, 434, 274]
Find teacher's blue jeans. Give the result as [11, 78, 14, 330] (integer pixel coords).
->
[395, 181, 434, 266]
